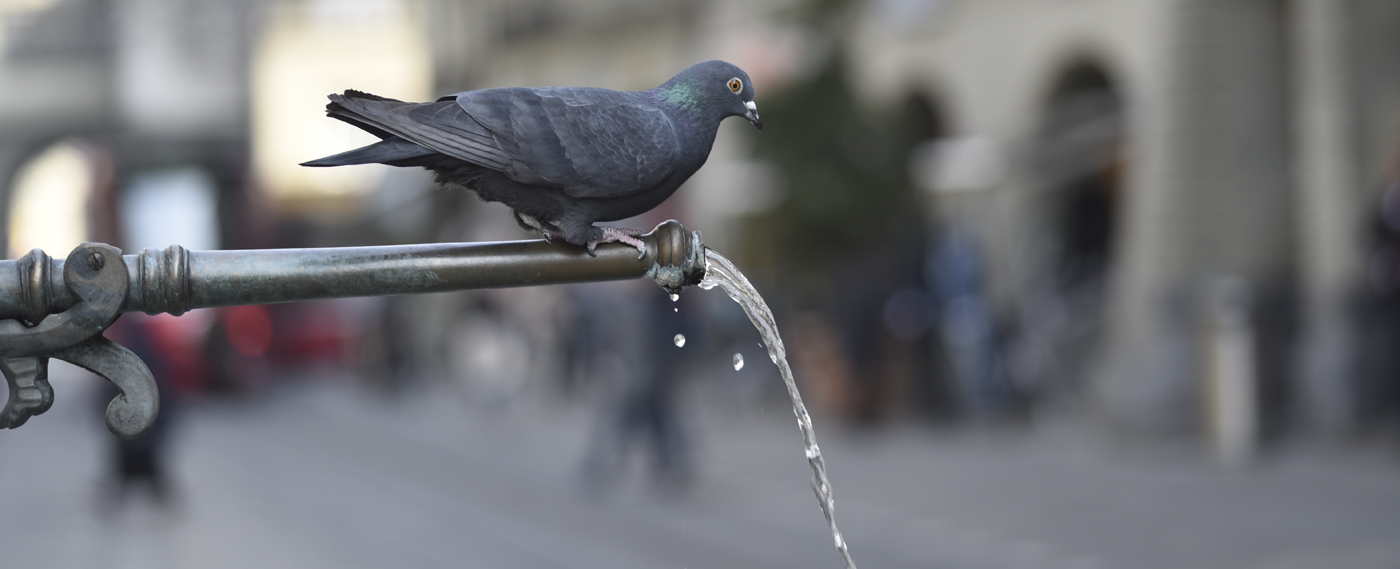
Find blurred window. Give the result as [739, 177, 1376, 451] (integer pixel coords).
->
[121, 167, 221, 251]
[6, 139, 95, 258]
[251, 0, 432, 208]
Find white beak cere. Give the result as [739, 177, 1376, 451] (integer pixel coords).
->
[743, 100, 762, 130]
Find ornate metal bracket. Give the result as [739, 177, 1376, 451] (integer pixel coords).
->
[0, 243, 159, 438]
[0, 221, 705, 438]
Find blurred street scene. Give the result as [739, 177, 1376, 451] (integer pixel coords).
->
[3, 363, 1398, 569]
[4, 0, 1400, 567]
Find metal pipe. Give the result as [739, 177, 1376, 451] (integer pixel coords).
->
[5, 218, 707, 439]
[0, 220, 704, 320]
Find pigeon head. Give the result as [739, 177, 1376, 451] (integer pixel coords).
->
[655, 60, 762, 131]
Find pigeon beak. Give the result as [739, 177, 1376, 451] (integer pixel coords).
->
[744, 100, 763, 131]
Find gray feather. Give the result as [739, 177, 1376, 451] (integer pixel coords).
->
[300, 137, 435, 167]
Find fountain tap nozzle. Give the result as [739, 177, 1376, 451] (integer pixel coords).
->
[643, 219, 706, 295]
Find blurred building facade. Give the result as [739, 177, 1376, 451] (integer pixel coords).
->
[846, 0, 1400, 437]
[3, 0, 1400, 440]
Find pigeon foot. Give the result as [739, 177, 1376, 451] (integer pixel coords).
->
[515, 211, 560, 243]
[586, 226, 648, 259]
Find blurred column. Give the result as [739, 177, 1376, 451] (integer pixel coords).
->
[1099, 0, 1291, 434]
[1291, 0, 1362, 435]
[1202, 278, 1256, 466]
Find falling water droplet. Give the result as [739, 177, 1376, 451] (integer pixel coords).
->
[669, 293, 679, 302]
[673, 307, 678, 312]
[673, 334, 686, 347]
[733, 353, 744, 370]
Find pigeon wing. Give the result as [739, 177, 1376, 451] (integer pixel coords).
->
[326, 92, 514, 171]
[455, 87, 680, 198]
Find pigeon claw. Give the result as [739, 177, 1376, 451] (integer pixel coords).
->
[623, 236, 647, 260]
[586, 226, 649, 259]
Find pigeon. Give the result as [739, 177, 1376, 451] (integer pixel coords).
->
[302, 60, 762, 256]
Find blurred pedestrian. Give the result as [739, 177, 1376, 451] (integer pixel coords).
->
[1362, 176, 1400, 432]
[577, 281, 695, 493]
[927, 222, 1007, 423]
[95, 314, 179, 512]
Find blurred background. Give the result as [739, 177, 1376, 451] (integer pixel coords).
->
[2, 0, 1400, 567]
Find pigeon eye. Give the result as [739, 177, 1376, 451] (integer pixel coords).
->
[728, 78, 743, 93]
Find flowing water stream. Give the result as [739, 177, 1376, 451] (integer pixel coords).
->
[698, 249, 858, 569]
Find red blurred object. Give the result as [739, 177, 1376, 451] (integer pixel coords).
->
[225, 305, 273, 358]
[267, 302, 353, 363]
[140, 311, 214, 395]
[203, 301, 361, 393]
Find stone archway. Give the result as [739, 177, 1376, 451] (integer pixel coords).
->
[1009, 60, 1128, 407]
[1037, 61, 1124, 292]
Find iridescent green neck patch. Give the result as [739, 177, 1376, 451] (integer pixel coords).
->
[659, 81, 701, 110]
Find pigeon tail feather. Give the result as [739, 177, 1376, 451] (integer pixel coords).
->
[323, 91, 404, 140]
[301, 137, 437, 167]
[314, 90, 513, 171]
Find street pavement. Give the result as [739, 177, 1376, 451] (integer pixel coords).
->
[2, 362, 1399, 569]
